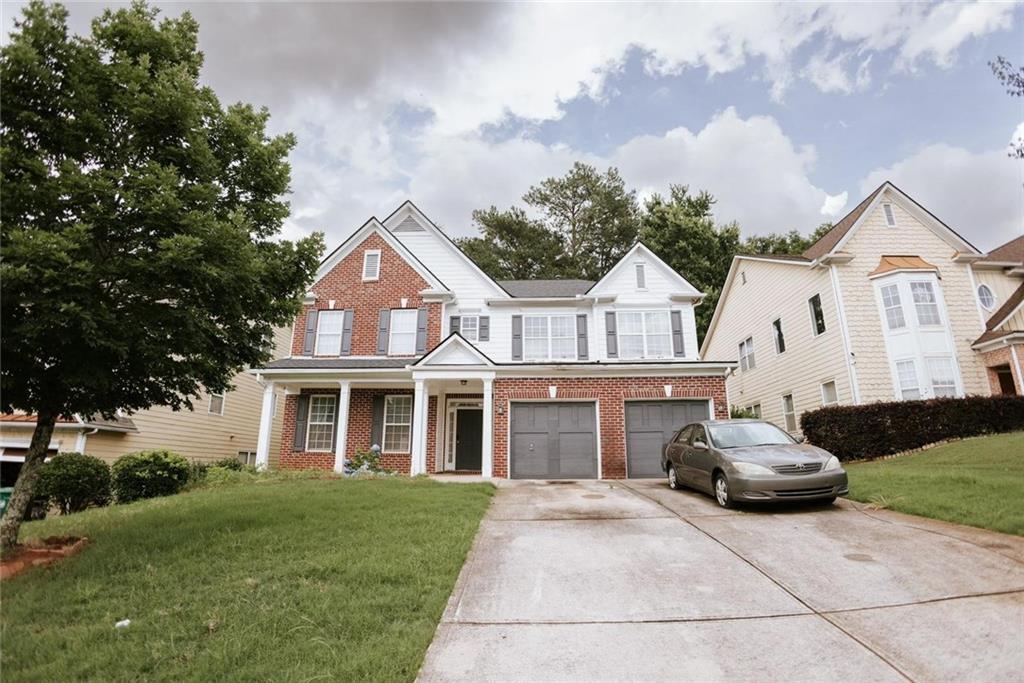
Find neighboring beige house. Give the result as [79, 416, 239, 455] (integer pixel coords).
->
[0, 327, 290, 485]
[701, 181, 1023, 435]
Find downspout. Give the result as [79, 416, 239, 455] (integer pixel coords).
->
[74, 428, 98, 453]
[828, 264, 862, 405]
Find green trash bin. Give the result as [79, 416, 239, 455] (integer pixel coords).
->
[0, 487, 13, 519]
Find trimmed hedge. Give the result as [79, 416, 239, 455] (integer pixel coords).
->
[37, 452, 111, 514]
[112, 450, 190, 503]
[801, 395, 1024, 460]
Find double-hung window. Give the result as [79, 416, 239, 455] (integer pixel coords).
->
[927, 357, 957, 398]
[738, 336, 755, 371]
[315, 310, 346, 355]
[808, 294, 826, 336]
[208, 393, 225, 416]
[523, 315, 576, 361]
[460, 315, 479, 342]
[772, 319, 785, 354]
[911, 282, 941, 326]
[383, 395, 413, 452]
[306, 395, 337, 451]
[781, 394, 796, 432]
[617, 311, 672, 359]
[388, 309, 417, 355]
[895, 360, 920, 400]
[880, 284, 906, 330]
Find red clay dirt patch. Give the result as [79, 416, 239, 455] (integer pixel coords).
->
[1, 536, 89, 580]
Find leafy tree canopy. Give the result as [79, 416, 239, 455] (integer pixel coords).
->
[0, 0, 322, 548]
[990, 56, 1024, 159]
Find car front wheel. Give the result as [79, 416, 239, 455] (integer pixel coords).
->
[667, 464, 682, 490]
[713, 473, 736, 509]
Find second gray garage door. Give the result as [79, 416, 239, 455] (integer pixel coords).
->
[625, 400, 710, 478]
[510, 402, 597, 479]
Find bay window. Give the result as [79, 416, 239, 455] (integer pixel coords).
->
[927, 357, 957, 398]
[880, 284, 906, 330]
[896, 360, 920, 400]
[911, 282, 942, 326]
[617, 311, 672, 359]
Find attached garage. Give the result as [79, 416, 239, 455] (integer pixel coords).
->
[625, 400, 710, 478]
[510, 402, 598, 479]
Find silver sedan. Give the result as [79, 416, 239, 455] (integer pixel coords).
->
[660, 419, 848, 508]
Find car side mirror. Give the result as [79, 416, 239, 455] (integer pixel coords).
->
[693, 440, 708, 450]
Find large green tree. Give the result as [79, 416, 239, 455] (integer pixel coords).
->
[0, 1, 322, 549]
[456, 207, 565, 280]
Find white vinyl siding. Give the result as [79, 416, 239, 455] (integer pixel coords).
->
[880, 284, 906, 330]
[523, 315, 576, 361]
[388, 309, 417, 355]
[896, 360, 920, 400]
[306, 395, 337, 452]
[460, 315, 479, 342]
[910, 282, 942, 326]
[315, 310, 346, 356]
[781, 394, 796, 432]
[362, 250, 381, 281]
[618, 311, 672, 359]
[738, 336, 755, 371]
[383, 395, 413, 452]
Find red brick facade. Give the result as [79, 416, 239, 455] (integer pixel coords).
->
[979, 345, 1023, 395]
[491, 376, 728, 479]
[291, 231, 442, 357]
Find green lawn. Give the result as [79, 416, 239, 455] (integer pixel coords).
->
[845, 431, 1024, 536]
[1, 477, 493, 682]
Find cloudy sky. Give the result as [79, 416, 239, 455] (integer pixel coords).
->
[4, 1, 1023, 251]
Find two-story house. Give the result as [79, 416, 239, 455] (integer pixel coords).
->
[252, 201, 734, 479]
[701, 181, 1023, 435]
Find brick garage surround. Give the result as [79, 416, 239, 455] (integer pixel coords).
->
[290, 231, 442, 357]
[279, 388, 437, 474]
[979, 345, 1023, 395]
[491, 376, 728, 479]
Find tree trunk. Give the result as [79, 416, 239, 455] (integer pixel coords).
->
[0, 412, 56, 551]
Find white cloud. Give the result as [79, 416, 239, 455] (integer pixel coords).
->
[821, 192, 849, 217]
[859, 143, 1023, 251]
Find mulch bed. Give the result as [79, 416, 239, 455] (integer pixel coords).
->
[1, 536, 89, 580]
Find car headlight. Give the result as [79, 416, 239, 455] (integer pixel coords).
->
[822, 455, 842, 472]
[731, 461, 775, 476]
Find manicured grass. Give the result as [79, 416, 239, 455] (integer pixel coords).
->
[845, 431, 1024, 536]
[2, 477, 493, 682]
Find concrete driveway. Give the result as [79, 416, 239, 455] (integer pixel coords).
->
[419, 479, 1024, 682]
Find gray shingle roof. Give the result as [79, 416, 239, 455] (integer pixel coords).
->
[498, 279, 595, 298]
[264, 357, 412, 369]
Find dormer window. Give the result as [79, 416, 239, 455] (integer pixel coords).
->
[635, 263, 647, 290]
[882, 203, 896, 227]
[362, 250, 381, 281]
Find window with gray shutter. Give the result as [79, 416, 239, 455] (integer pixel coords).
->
[479, 316, 490, 341]
[670, 310, 685, 357]
[415, 307, 429, 354]
[340, 310, 354, 355]
[449, 315, 461, 336]
[511, 315, 523, 360]
[576, 314, 588, 360]
[605, 311, 618, 357]
[303, 310, 318, 355]
[376, 309, 390, 355]
[293, 395, 310, 449]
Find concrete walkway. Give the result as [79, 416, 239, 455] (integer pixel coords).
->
[419, 479, 1024, 682]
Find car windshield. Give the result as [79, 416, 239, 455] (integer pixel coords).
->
[707, 422, 794, 449]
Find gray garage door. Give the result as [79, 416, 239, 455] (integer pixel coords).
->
[625, 400, 710, 478]
[510, 402, 598, 479]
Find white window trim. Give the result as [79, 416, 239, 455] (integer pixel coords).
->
[460, 315, 480, 342]
[388, 308, 418, 356]
[305, 394, 337, 453]
[314, 309, 346, 356]
[781, 394, 796, 432]
[820, 380, 839, 407]
[738, 336, 755, 372]
[808, 294, 826, 337]
[382, 394, 413, 454]
[910, 280, 943, 328]
[925, 355, 959, 398]
[895, 358, 921, 401]
[523, 314, 577, 361]
[616, 310, 674, 360]
[208, 392, 226, 416]
[880, 283, 907, 331]
[976, 284, 997, 312]
[882, 203, 897, 227]
[362, 249, 381, 282]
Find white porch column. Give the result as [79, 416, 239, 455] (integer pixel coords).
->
[481, 377, 494, 478]
[410, 379, 428, 475]
[333, 380, 352, 473]
[255, 380, 276, 471]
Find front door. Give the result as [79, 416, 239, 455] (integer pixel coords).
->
[454, 409, 483, 470]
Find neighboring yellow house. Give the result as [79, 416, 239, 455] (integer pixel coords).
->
[0, 327, 290, 485]
[701, 181, 1023, 435]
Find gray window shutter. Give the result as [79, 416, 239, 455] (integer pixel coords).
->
[670, 310, 685, 357]
[479, 316, 490, 341]
[303, 310, 318, 355]
[293, 395, 310, 450]
[450, 316, 461, 336]
[511, 315, 523, 360]
[576, 314, 588, 360]
[340, 310, 354, 356]
[377, 309, 390, 355]
[370, 395, 385, 449]
[415, 307, 429, 354]
[331, 394, 341, 451]
[605, 311, 618, 358]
